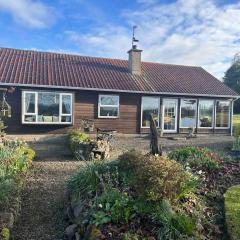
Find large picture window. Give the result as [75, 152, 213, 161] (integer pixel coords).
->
[198, 100, 214, 128]
[180, 99, 197, 128]
[141, 96, 160, 128]
[98, 95, 119, 118]
[215, 100, 230, 128]
[22, 91, 73, 124]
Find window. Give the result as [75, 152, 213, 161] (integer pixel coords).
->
[215, 100, 230, 128]
[180, 99, 197, 128]
[98, 95, 119, 118]
[22, 91, 73, 124]
[198, 100, 214, 128]
[141, 96, 160, 128]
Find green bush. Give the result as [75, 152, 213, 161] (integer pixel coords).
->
[93, 188, 135, 225]
[68, 129, 90, 152]
[68, 160, 120, 201]
[168, 147, 219, 172]
[68, 151, 201, 239]
[0, 140, 35, 205]
[119, 150, 191, 202]
[224, 184, 240, 240]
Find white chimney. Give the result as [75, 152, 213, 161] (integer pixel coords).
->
[128, 46, 142, 75]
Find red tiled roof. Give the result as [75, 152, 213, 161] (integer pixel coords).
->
[0, 47, 238, 97]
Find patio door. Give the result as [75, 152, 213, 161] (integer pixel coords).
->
[162, 98, 178, 133]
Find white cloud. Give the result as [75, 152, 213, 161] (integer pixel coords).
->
[65, 0, 240, 79]
[0, 0, 55, 28]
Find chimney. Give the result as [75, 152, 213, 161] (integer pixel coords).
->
[128, 46, 142, 75]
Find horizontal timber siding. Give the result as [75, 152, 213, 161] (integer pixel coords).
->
[4, 87, 141, 134]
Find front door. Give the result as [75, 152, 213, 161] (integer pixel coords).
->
[162, 98, 178, 133]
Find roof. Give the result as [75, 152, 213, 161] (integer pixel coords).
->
[0, 47, 238, 98]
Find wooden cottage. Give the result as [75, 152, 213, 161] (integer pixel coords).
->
[0, 47, 238, 134]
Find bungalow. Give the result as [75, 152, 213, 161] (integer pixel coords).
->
[0, 47, 238, 135]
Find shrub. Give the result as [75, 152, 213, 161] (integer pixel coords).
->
[92, 188, 135, 225]
[119, 150, 191, 202]
[68, 129, 90, 152]
[0, 141, 35, 205]
[68, 160, 121, 201]
[224, 184, 240, 240]
[168, 147, 219, 172]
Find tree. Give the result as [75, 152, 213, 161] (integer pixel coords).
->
[224, 55, 240, 113]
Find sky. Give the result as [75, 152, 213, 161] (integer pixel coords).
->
[0, 0, 240, 79]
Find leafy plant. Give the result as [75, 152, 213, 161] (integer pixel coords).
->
[68, 129, 90, 152]
[119, 151, 190, 202]
[92, 188, 135, 225]
[168, 147, 219, 172]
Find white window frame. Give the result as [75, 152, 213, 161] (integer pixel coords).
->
[22, 90, 73, 125]
[215, 100, 231, 129]
[98, 94, 119, 118]
[179, 98, 197, 128]
[141, 96, 160, 128]
[198, 99, 214, 129]
[162, 98, 178, 133]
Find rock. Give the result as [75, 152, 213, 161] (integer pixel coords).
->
[67, 206, 75, 223]
[73, 202, 84, 219]
[65, 224, 78, 240]
[0, 212, 14, 229]
[75, 232, 81, 240]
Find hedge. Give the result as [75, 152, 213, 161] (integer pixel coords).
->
[224, 184, 240, 240]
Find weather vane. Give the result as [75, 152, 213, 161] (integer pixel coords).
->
[132, 25, 139, 49]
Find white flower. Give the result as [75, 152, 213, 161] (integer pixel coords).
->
[198, 170, 203, 175]
[98, 204, 103, 208]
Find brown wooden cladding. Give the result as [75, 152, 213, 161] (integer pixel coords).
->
[5, 87, 141, 134]
[3, 86, 231, 135]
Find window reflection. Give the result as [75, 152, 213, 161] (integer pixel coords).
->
[180, 99, 197, 128]
[142, 97, 159, 127]
[216, 101, 230, 128]
[199, 100, 214, 128]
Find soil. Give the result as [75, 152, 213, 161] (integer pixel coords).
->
[12, 139, 84, 240]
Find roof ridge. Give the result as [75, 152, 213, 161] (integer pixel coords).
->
[0, 46, 204, 69]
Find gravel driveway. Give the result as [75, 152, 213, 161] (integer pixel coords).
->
[12, 139, 84, 240]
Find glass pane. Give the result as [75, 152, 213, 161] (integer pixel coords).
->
[100, 95, 118, 105]
[25, 93, 35, 113]
[216, 101, 230, 128]
[38, 93, 60, 123]
[142, 97, 159, 127]
[62, 95, 71, 114]
[180, 99, 197, 128]
[199, 100, 214, 127]
[164, 99, 176, 130]
[24, 115, 36, 122]
[61, 116, 72, 123]
[100, 106, 118, 117]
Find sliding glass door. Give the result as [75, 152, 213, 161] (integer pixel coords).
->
[162, 98, 178, 132]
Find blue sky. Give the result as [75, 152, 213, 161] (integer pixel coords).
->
[0, 0, 240, 79]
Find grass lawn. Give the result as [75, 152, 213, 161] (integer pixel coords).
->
[233, 114, 240, 127]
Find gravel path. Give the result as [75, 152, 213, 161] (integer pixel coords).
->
[12, 141, 84, 240]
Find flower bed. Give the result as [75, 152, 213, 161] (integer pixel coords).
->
[0, 139, 35, 239]
[66, 146, 240, 239]
[224, 185, 240, 240]
[66, 151, 204, 239]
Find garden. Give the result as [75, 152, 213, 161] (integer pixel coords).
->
[0, 138, 35, 240]
[64, 127, 240, 240]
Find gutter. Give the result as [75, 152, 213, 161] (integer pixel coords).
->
[0, 82, 239, 99]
